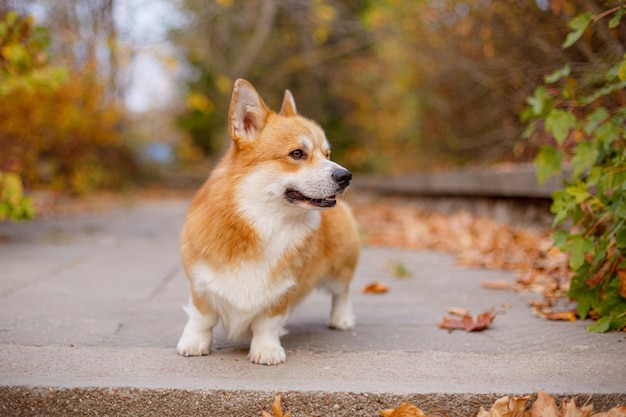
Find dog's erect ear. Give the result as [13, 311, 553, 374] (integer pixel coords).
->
[279, 90, 297, 117]
[229, 79, 269, 146]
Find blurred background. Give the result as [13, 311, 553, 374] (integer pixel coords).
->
[0, 0, 623, 195]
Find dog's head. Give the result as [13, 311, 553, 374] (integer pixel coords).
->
[228, 79, 351, 210]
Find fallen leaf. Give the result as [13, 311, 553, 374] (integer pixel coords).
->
[439, 308, 495, 332]
[531, 390, 559, 417]
[477, 395, 531, 417]
[592, 406, 626, 417]
[561, 397, 593, 417]
[447, 307, 470, 317]
[481, 280, 512, 290]
[363, 282, 389, 294]
[545, 310, 577, 322]
[381, 402, 427, 417]
[261, 393, 290, 417]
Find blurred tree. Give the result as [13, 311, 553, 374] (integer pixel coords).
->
[0, 10, 136, 194]
[31, 0, 122, 103]
[354, 0, 582, 171]
[190, 1, 626, 174]
[169, 0, 372, 164]
[172, 0, 591, 173]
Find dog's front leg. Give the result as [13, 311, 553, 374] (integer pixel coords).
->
[248, 313, 288, 365]
[177, 297, 219, 357]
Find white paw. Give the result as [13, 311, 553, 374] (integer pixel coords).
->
[176, 333, 211, 357]
[248, 343, 286, 365]
[329, 310, 355, 330]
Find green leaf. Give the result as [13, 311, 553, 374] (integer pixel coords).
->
[521, 118, 537, 138]
[544, 64, 570, 83]
[595, 120, 620, 151]
[571, 141, 599, 177]
[526, 86, 551, 116]
[562, 13, 592, 48]
[584, 107, 610, 134]
[587, 166, 603, 187]
[569, 269, 598, 319]
[608, 7, 625, 29]
[564, 234, 595, 270]
[545, 109, 576, 145]
[534, 145, 564, 185]
[550, 189, 574, 225]
[588, 315, 612, 332]
[550, 229, 569, 248]
[565, 182, 590, 204]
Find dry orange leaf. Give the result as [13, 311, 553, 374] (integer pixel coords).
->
[531, 390, 559, 417]
[261, 393, 290, 417]
[477, 395, 531, 417]
[439, 308, 495, 332]
[381, 402, 428, 417]
[545, 310, 577, 322]
[363, 282, 389, 294]
[592, 406, 626, 417]
[480, 280, 512, 290]
[447, 306, 470, 317]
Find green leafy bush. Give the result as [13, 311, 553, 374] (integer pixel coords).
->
[0, 172, 34, 221]
[525, 5, 626, 331]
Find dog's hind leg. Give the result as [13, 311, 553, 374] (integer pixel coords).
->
[324, 278, 355, 330]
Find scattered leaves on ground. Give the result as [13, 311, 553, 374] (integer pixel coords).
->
[439, 308, 495, 332]
[351, 195, 574, 322]
[261, 392, 625, 417]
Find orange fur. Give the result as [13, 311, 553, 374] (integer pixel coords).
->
[177, 79, 360, 364]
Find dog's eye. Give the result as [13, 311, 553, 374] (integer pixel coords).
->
[326, 150, 331, 159]
[290, 149, 306, 160]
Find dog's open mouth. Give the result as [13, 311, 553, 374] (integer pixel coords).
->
[285, 189, 337, 208]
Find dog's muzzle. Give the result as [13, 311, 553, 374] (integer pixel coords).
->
[284, 168, 352, 209]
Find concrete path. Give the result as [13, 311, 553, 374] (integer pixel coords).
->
[0, 198, 624, 416]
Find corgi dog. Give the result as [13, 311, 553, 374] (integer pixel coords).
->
[176, 79, 360, 365]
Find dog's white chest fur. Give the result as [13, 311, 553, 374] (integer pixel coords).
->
[190, 180, 321, 338]
[190, 261, 295, 338]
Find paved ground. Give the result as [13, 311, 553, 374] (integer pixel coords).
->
[0, 198, 624, 416]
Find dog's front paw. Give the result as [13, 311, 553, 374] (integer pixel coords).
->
[248, 343, 286, 365]
[177, 334, 211, 357]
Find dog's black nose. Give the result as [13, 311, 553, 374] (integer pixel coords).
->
[332, 168, 352, 187]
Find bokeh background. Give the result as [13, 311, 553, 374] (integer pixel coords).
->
[1, 0, 623, 194]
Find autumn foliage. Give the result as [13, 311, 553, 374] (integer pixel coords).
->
[0, 12, 135, 195]
[170, 0, 582, 173]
